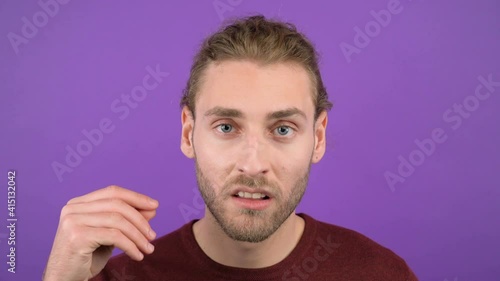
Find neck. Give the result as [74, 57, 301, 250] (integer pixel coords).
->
[192, 210, 305, 268]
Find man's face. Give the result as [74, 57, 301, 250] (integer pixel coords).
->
[181, 60, 327, 243]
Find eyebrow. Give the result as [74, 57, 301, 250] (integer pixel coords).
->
[204, 107, 243, 118]
[267, 107, 307, 120]
[204, 106, 307, 121]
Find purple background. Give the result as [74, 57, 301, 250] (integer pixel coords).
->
[1, 0, 499, 280]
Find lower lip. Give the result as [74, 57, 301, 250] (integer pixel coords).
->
[231, 196, 272, 210]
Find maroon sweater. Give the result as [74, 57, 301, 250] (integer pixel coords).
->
[90, 213, 418, 280]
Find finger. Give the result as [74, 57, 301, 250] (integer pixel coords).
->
[87, 226, 146, 261]
[62, 199, 157, 241]
[139, 209, 157, 221]
[70, 212, 155, 256]
[67, 185, 159, 211]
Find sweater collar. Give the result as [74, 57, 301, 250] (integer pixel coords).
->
[180, 213, 318, 280]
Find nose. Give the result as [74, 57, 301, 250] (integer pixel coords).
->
[236, 134, 270, 177]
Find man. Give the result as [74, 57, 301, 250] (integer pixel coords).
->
[43, 15, 418, 281]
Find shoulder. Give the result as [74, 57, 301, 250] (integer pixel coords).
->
[91, 221, 194, 281]
[305, 214, 405, 260]
[116, 221, 187, 260]
[302, 214, 417, 280]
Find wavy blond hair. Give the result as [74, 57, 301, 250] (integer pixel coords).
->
[180, 15, 333, 120]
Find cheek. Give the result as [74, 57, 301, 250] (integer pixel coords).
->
[279, 157, 310, 181]
[276, 138, 314, 181]
[194, 131, 232, 167]
[193, 131, 234, 189]
[277, 135, 314, 164]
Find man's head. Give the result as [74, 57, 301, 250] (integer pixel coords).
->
[180, 15, 332, 120]
[180, 15, 332, 243]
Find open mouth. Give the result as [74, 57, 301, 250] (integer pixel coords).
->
[233, 191, 270, 200]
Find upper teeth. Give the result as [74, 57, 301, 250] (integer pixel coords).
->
[237, 191, 266, 199]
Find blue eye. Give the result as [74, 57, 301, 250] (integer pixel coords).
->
[218, 124, 233, 133]
[275, 126, 292, 136]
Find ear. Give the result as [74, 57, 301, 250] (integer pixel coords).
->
[180, 106, 195, 159]
[311, 110, 328, 164]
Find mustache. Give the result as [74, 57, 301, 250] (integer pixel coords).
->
[229, 174, 269, 187]
[224, 174, 281, 197]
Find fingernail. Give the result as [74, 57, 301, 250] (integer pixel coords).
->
[149, 198, 158, 206]
[148, 243, 155, 252]
[149, 228, 156, 239]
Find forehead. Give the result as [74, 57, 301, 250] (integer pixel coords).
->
[195, 60, 315, 118]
